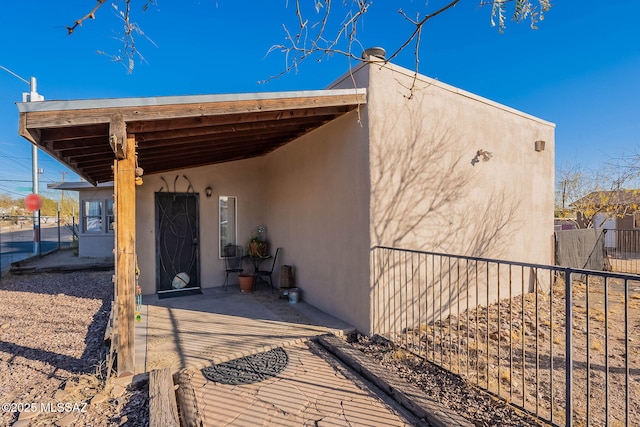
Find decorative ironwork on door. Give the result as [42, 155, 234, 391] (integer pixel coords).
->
[155, 192, 200, 294]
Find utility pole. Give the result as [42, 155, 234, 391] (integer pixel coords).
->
[24, 77, 45, 256]
[60, 171, 68, 208]
[1, 66, 44, 256]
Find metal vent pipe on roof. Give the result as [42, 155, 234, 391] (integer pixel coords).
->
[361, 47, 386, 61]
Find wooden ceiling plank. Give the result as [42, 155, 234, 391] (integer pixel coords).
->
[72, 157, 115, 169]
[58, 145, 114, 158]
[140, 150, 272, 173]
[40, 124, 109, 141]
[137, 134, 306, 159]
[138, 140, 283, 163]
[128, 105, 353, 133]
[49, 137, 110, 150]
[65, 153, 115, 166]
[136, 114, 338, 143]
[137, 120, 328, 149]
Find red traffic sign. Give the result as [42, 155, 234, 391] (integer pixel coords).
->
[24, 193, 43, 211]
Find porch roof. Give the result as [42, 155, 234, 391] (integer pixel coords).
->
[17, 88, 366, 184]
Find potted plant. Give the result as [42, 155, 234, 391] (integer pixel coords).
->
[247, 226, 269, 257]
[248, 236, 269, 257]
[238, 274, 254, 293]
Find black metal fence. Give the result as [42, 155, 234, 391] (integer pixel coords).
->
[0, 215, 77, 273]
[371, 246, 640, 427]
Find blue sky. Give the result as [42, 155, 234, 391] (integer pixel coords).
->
[1, 1, 639, 200]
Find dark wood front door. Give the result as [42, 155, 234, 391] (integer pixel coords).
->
[155, 192, 200, 295]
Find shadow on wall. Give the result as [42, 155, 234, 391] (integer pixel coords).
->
[369, 95, 524, 329]
[370, 98, 520, 257]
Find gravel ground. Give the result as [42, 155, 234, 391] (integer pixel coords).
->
[0, 271, 148, 427]
[350, 334, 547, 427]
[380, 276, 640, 426]
[0, 268, 553, 427]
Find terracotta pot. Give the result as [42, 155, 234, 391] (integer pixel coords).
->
[238, 274, 254, 293]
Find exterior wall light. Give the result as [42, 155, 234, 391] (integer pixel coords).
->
[534, 140, 546, 152]
[205, 186, 213, 199]
[471, 149, 493, 166]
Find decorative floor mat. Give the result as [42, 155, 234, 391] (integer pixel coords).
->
[202, 347, 289, 385]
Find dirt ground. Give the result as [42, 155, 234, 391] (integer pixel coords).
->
[0, 271, 148, 427]
[391, 274, 640, 426]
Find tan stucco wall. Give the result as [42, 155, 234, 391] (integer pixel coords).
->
[263, 110, 371, 333]
[334, 62, 555, 332]
[78, 187, 115, 258]
[359, 62, 555, 263]
[135, 157, 266, 295]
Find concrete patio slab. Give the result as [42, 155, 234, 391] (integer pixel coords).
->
[138, 285, 427, 426]
[189, 341, 422, 426]
[136, 285, 356, 374]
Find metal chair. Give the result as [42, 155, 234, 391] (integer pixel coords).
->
[223, 244, 244, 291]
[255, 247, 280, 292]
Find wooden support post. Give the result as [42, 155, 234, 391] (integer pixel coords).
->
[114, 130, 137, 376]
[149, 368, 180, 427]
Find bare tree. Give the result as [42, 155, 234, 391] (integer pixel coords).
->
[557, 162, 640, 228]
[66, 0, 551, 73]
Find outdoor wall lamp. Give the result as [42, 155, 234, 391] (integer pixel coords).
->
[471, 149, 493, 166]
[205, 186, 213, 199]
[534, 140, 546, 152]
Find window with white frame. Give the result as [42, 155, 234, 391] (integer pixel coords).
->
[82, 198, 114, 233]
[219, 196, 237, 257]
[106, 199, 114, 231]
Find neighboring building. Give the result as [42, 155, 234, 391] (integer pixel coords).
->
[17, 58, 555, 339]
[572, 189, 640, 253]
[48, 181, 115, 258]
[572, 189, 640, 229]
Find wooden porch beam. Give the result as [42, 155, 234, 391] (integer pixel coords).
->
[110, 113, 127, 160]
[21, 93, 366, 129]
[115, 132, 137, 376]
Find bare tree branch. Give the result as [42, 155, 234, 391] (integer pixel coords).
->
[388, 0, 461, 64]
[68, 0, 157, 73]
[268, 0, 550, 83]
[65, 1, 551, 75]
[66, 0, 109, 35]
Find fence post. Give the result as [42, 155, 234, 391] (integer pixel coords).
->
[57, 205, 61, 250]
[565, 267, 573, 427]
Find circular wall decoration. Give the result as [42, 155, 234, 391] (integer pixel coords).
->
[202, 347, 288, 385]
[172, 272, 190, 289]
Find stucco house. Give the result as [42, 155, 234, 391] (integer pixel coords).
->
[17, 56, 555, 374]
